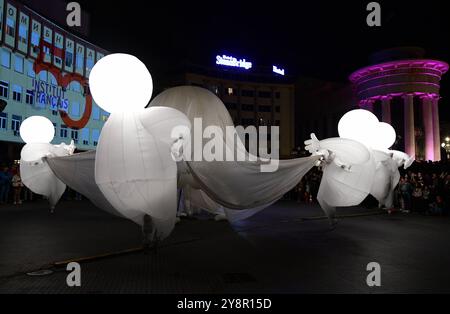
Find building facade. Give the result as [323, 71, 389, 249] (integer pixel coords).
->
[350, 58, 448, 161]
[0, 0, 108, 164]
[167, 60, 296, 158]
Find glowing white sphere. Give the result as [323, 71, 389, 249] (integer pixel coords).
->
[338, 109, 379, 145]
[89, 53, 153, 113]
[20, 116, 55, 144]
[369, 122, 396, 150]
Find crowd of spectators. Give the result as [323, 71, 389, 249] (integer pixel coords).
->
[289, 160, 449, 216]
[2, 159, 449, 216]
[396, 160, 449, 215]
[0, 163, 82, 206]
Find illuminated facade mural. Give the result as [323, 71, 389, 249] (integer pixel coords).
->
[0, 0, 108, 162]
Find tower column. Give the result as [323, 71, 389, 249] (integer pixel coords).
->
[431, 97, 441, 161]
[359, 99, 374, 112]
[403, 93, 415, 158]
[421, 95, 435, 161]
[381, 96, 391, 124]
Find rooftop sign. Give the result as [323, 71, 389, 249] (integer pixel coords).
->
[273, 65, 285, 76]
[216, 54, 252, 70]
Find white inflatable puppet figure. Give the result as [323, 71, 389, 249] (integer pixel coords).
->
[304, 109, 414, 220]
[19, 116, 75, 211]
[89, 53, 191, 242]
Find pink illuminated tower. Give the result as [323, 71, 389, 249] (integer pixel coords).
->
[349, 48, 448, 161]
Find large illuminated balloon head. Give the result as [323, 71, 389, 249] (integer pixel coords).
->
[89, 53, 153, 113]
[338, 109, 379, 146]
[338, 109, 396, 150]
[369, 122, 396, 151]
[20, 116, 54, 144]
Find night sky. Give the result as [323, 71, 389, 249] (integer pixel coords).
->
[67, 0, 450, 119]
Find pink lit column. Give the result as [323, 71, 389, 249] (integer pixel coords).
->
[359, 99, 374, 112]
[421, 96, 435, 161]
[431, 97, 441, 161]
[381, 96, 391, 124]
[403, 94, 415, 158]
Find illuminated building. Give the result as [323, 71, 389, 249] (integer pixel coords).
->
[350, 48, 448, 161]
[0, 0, 108, 163]
[166, 55, 295, 158]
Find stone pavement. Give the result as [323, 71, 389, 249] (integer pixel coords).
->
[0, 199, 449, 293]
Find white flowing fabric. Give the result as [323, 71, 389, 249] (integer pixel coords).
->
[46, 150, 121, 217]
[369, 150, 404, 208]
[305, 136, 375, 220]
[94, 106, 191, 240]
[20, 142, 74, 209]
[149, 86, 322, 220]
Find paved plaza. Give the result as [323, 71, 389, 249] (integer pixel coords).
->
[0, 199, 449, 293]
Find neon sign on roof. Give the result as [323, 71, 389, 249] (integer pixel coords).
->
[273, 65, 285, 76]
[216, 54, 252, 70]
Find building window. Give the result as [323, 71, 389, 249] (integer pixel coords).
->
[39, 71, 47, 82]
[12, 85, 22, 102]
[14, 55, 24, 73]
[275, 92, 280, 99]
[241, 118, 254, 126]
[275, 106, 280, 113]
[92, 129, 100, 146]
[43, 45, 51, 58]
[241, 90, 254, 97]
[210, 85, 219, 95]
[71, 130, 79, 143]
[258, 105, 271, 112]
[242, 104, 254, 111]
[275, 120, 280, 126]
[26, 59, 35, 78]
[1, 49, 11, 68]
[71, 102, 80, 117]
[81, 128, 89, 145]
[6, 17, 15, 37]
[92, 105, 100, 120]
[49, 74, 57, 86]
[86, 56, 94, 74]
[53, 123, 57, 136]
[70, 81, 81, 93]
[25, 90, 34, 105]
[11, 115, 22, 136]
[0, 81, 9, 99]
[258, 91, 272, 98]
[0, 113, 7, 131]
[60, 125, 68, 138]
[76, 54, 83, 69]
[227, 87, 234, 95]
[101, 112, 109, 122]
[31, 31, 40, 54]
[65, 51, 73, 68]
[54, 57, 62, 67]
[18, 24, 28, 44]
[225, 103, 237, 110]
[52, 110, 58, 116]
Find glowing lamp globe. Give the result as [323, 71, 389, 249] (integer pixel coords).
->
[338, 109, 379, 146]
[20, 116, 55, 144]
[368, 122, 396, 150]
[89, 53, 153, 113]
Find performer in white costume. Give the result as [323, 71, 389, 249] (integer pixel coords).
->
[305, 109, 414, 218]
[19, 116, 75, 211]
[89, 53, 191, 241]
